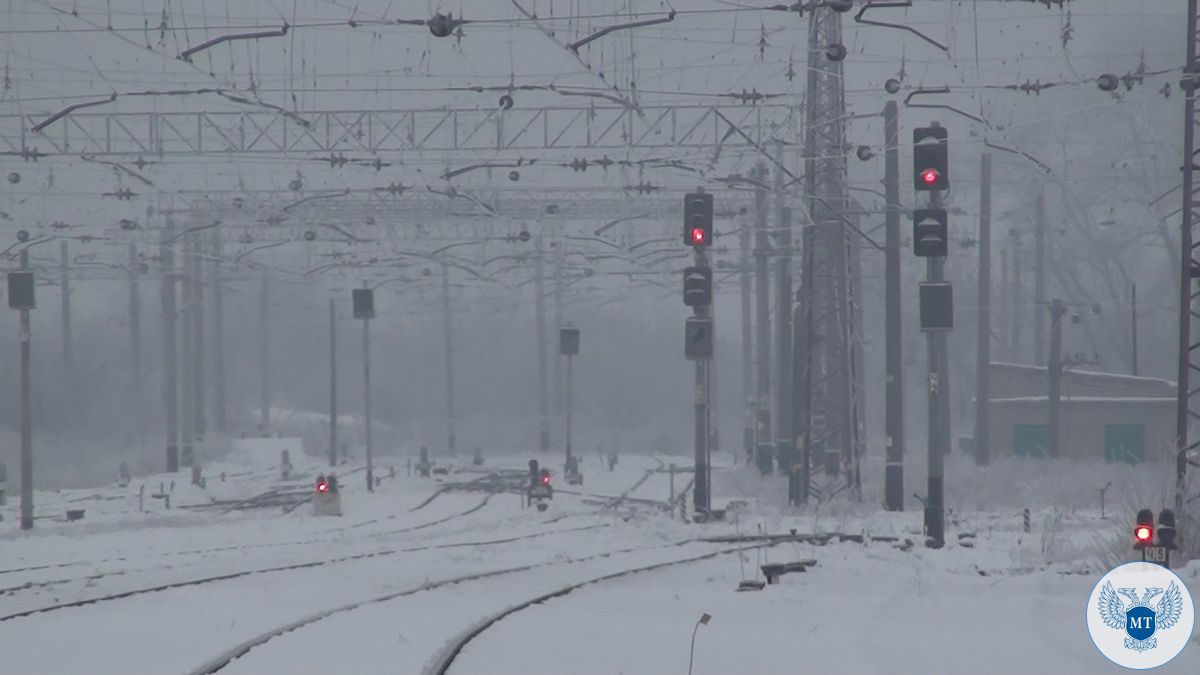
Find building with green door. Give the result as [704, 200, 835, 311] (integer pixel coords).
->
[987, 363, 1176, 464]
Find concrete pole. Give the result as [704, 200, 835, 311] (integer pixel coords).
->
[883, 100, 905, 510]
[1010, 235, 1024, 360]
[363, 310, 374, 492]
[565, 353, 574, 465]
[740, 206, 754, 463]
[179, 235, 194, 468]
[553, 232, 564, 417]
[1131, 283, 1139, 376]
[210, 231, 226, 432]
[774, 143, 794, 478]
[161, 219, 179, 472]
[754, 163, 772, 472]
[535, 234, 550, 453]
[258, 271, 270, 430]
[1035, 191, 1047, 365]
[442, 264, 457, 457]
[1048, 299, 1065, 459]
[192, 233, 205, 443]
[59, 241, 72, 410]
[329, 297, 338, 468]
[129, 243, 142, 387]
[975, 153, 992, 466]
[19, 249, 33, 531]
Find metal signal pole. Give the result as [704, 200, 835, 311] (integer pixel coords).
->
[754, 164, 772, 472]
[975, 153, 993, 466]
[442, 264, 458, 457]
[883, 101, 905, 509]
[362, 288, 374, 493]
[694, 246, 712, 517]
[329, 297, 338, 468]
[925, 167, 949, 549]
[18, 249, 33, 531]
[161, 219, 179, 473]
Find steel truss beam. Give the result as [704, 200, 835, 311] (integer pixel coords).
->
[0, 103, 798, 158]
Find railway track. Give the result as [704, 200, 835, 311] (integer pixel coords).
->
[426, 541, 775, 675]
[0, 518, 610, 624]
[186, 534, 759, 675]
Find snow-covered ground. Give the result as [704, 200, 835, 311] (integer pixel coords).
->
[1, 451, 1197, 674]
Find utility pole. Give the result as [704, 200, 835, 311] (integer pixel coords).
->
[791, 225, 815, 505]
[329, 297, 338, 468]
[998, 247, 1010, 361]
[1175, 0, 1199, 515]
[535, 234, 550, 454]
[975, 153, 993, 466]
[179, 233, 194, 468]
[1048, 299, 1066, 459]
[362, 289, 374, 492]
[740, 207, 753, 465]
[258, 271, 270, 431]
[128, 243, 141, 386]
[210, 231, 226, 432]
[192, 233, 205, 443]
[1010, 233, 1024, 360]
[553, 232, 564, 418]
[59, 241, 73, 412]
[774, 145, 794, 481]
[18, 249, 33, 531]
[1035, 191, 1047, 365]
[161, 219, 179, 472]
[883, 100, 905, 509]
[754, 163, 772, 473]
[442, 264, 457, 457]
[1131, 283, 1139, 376]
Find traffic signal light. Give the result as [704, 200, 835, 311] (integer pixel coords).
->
[1158, 509, 1177, 549]
[683, 192, 713, 246]
[913, 126, 948, 191]
[912, 208, 948, 258]
[316, 475, 330, 493]
[1134, 508, 1155, 549]
[540, 469, 551, 486]
[352, 288, 375, 320]
[7, 271, 34, 310]
[685, 317, 714, 360]
[683, 266, 713, 307]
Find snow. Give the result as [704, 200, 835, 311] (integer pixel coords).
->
[1, 453, 1197, 674]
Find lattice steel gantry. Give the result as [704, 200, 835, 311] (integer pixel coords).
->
[793, 4, 864, 503]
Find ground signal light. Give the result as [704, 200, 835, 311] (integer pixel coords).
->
[1134, 508, 1155, 548]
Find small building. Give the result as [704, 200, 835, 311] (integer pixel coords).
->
[988, 362, 1176, 463]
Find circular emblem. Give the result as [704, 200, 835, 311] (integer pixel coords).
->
[1086, 561, 1195, 669]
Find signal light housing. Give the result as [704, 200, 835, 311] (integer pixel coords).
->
[683, 192, 713, 247]
[1158, 509, 1177, 549]
[912, 208, 948, 258]
[1134, 508, 1155, 549]
[913, 126, 949, 191]
[683, 266, 713, 307]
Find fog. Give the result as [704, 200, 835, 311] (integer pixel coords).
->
[0, 0, 1188, 489]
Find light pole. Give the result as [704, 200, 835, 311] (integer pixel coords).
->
[352, 285, 376, 492]
[8, 248, 36, 530]
[688, 612, 712, 675]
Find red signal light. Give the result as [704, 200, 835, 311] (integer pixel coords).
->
[690, 227, 707, 245]
[920, 168, 940, 186]
[541, 474, 551, 486]
[1134, 525, 1153, 543]
[317, 481, 329, 493]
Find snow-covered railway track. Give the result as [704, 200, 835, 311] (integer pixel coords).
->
[186, 535, 742, 675]
[0, 519, 609, 624]
[426, 541, 774, 675]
